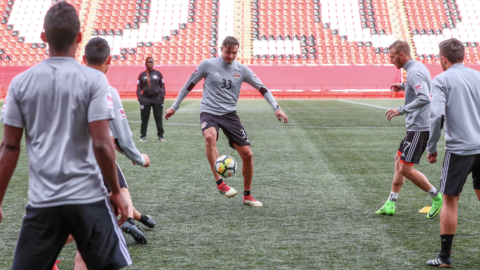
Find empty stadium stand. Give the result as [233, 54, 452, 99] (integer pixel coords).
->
[0, 0, 479, 67]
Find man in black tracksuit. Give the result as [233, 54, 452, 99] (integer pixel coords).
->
[137, 57, 166, 142]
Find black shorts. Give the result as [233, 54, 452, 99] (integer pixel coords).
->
[12, 199, 131, 270]
[440, 152, 480, 196]
[397, 131, 429, 165]
[200, 112, 250, 149]
[104, 162, 129, 193]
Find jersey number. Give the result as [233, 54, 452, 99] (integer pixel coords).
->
[221, 79, 232, 89]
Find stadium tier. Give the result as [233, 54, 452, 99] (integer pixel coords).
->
[0, 0, 478, 67]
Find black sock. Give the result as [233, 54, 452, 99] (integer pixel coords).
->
[139, 215, 149, 223]
[244, 191, 251, 196]
[440, 234, 454, 257]
[126, 217, 135, 225]
[216, 179, 223, 186]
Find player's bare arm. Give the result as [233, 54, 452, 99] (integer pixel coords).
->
[90, 119, 128, 226]
[275, 109, 288, 124]
[390, 83, 404, 92]
[385, 108, 400, 121]
[0, 125, 23, 223]
[165, 108, 175, 120]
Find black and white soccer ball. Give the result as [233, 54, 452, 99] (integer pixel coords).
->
[215, 155, 237, 178]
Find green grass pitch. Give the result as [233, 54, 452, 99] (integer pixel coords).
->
[1, 99, 480, 269]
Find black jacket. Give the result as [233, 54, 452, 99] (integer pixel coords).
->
[137, 69, 165, 99]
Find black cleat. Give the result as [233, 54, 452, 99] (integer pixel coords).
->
[139, 215, 156, 228]
[122, 221, 147, 244]
[426, 254, 452, 268]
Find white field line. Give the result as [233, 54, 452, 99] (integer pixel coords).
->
[337, 99, 390, 110]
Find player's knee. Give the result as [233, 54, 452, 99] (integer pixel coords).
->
[399, 164, 413, 177]
[204, 134, 216, 146]
[241, 149, 253, 161]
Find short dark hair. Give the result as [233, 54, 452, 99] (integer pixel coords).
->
[222, 36, 240, 49]
[389, 40, 411, 56]
[44, 2, 80, 53]
[85, 37, 111, 66]
[439, 38, 465, 63]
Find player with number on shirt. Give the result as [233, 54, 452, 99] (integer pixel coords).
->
[165, 36, 288, 207]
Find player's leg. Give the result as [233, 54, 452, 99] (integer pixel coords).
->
[151, 102, 165, 142]
[12, 205, 70, 270]
[473, 154, 480, 201]
[200, 113, 238, 197]
[427, 152, 474, 267]
[74, 251, 88, 270]
[233, 144, 262, 206]
[70, 199, 131, 270]
[203, 127, 222, 181]
[376, 152, 404, 215]
[400, 131, 442, 218]
[139, 103, 152, 142]
[116, 164, 148, 244]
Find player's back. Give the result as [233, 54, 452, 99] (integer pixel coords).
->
[1, 57, 113, 207]
[435, 64, 480, 152]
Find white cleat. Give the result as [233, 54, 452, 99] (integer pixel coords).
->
[243, 195, 263, 207]
[217, 183, 238, 198]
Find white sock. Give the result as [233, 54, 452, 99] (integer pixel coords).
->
[428, 187, 439, 198]
[388, 192, 399, 202]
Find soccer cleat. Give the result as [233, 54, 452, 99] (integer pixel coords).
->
[217, 182, 238, 198]
[426, 254, 452, 268]
[158, 137, 166, 143]
[427, 193, 443, 219]
[139, 215, 156, 228]
[139, 137, 147, 143]
[375, 201, 395, 216]
[243, 195, 263, 207]
[122, 221, 147, 244]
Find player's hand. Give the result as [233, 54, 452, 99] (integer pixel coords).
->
[109, 192, 129, 226]
[390, 83, 403, 92]
[165, 108, 175, 120]
[275, 110, 288, 124]
[427, 152, 438, 164]
[141, 154, 150, 167]
[385, 108, 400, 121]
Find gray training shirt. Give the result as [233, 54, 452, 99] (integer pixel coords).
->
[398, 59, 432, 131]
[171, 57, 280, 115]
[427, 63, 480, 155]
[0, 57, 114, 208]
[108, 86, 145, 165]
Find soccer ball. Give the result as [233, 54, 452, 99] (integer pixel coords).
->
[215, 155, 237, 178]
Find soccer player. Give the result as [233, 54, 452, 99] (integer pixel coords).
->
[376, 40, 443, 218]
[0, 3, 130, 270]
[137, 57, 166, 142]
[83, 37, 156, 244]
[165, 36, 288, 207]
[426, 38, 480, 268]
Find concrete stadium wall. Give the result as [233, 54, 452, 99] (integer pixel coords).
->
[0, 64, 477, 99]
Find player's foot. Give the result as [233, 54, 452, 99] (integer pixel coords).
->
[375, 201, 395, 216]
[217, 182, 238, 198]
[122, 221, 147, 244]
[52, 260, 60, 270]
[139, 215, 156, 228]
[139, 137, 147, 143]
[158, 137, 166, 142]
[427, 193, 443, 219]
[426, 254, 452, 268]
[243, 195, 263, 207]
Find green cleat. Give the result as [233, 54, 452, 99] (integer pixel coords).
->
[427, 193, 443, 219]
[376, 201, 395, 216]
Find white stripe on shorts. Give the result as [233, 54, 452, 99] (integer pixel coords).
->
[104, 198, 132, 266]
[406, 132, 420, 162]
[116, 161, 129, 189]
[440, 152, 452, 194]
